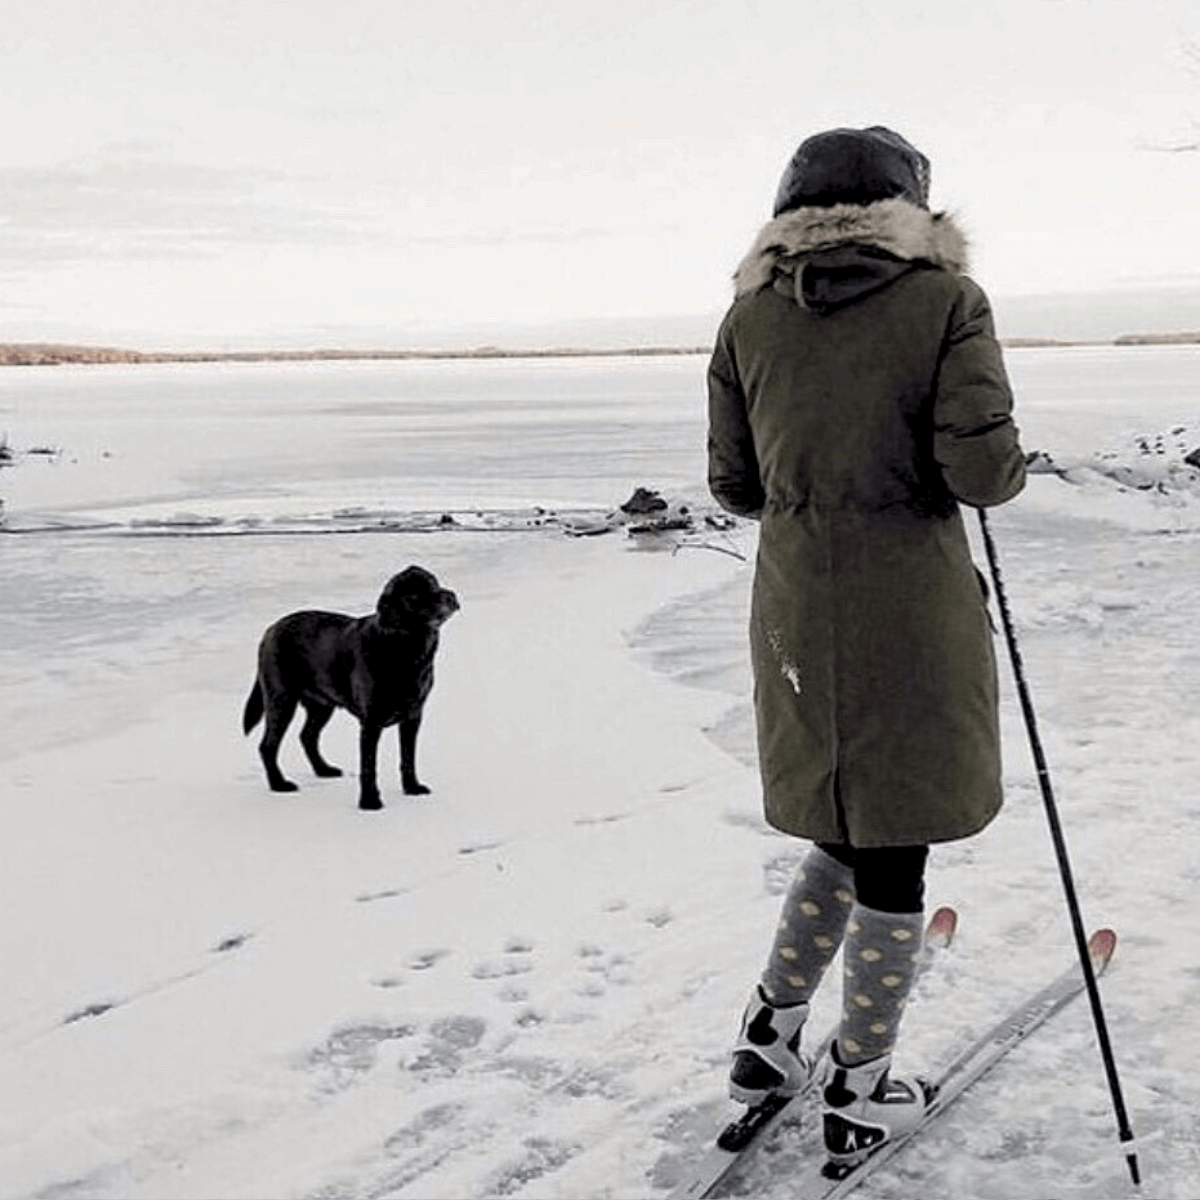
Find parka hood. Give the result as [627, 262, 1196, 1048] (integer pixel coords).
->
[733, 199, 969, 313]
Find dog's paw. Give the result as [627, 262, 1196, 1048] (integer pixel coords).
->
[402, 780, 432, 796]
[358, 795, 384, 811]
[269, 779, 300, 793]
[313, 764, 344, 778]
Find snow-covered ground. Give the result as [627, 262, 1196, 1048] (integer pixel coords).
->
[1, 349, 1199, 1199]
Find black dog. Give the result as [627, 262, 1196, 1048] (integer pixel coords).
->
[243, 566, 459, 810]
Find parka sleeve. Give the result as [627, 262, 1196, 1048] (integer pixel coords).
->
[933, 279, 1026, 508]
[707, 314, 766, 518]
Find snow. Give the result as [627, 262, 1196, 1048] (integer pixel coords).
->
[1, 347, 1199, 1199]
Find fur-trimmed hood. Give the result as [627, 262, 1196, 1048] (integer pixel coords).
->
[733, 199, 968, 301]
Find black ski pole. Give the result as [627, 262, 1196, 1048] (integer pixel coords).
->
[976, 507, 1141, 1188]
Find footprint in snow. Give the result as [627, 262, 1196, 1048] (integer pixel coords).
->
[486, 1137, 581, 1197]
[408, 1015, 488, 1076]
[491, 1054, 620, 1099]
[383, 1101, 459, 1152]
[308, 1022, 417, 1078]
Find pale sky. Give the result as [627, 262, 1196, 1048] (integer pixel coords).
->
[3, 0, 1200, 346]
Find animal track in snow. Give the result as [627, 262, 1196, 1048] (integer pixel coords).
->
[573, 811, 631, 826]
[63, 1000, 119, 1025]
[471, 955, 534, 980]
[472, 936, 537, 982]
[573, 943, 635, 995]
[406, 948, 451, 971]
[212, 931, 254, 953]
[355, 886, 408, 904]
[371, 975, 405, 990]
[458, 839, 506, 856]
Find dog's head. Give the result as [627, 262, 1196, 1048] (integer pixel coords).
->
[377, 566, 460, 630]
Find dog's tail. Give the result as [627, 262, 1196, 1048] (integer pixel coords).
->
[242, 681, 264, 734]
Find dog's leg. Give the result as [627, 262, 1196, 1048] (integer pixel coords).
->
[399, 715, 430, 795]
[299, 701, 343, 778]
[259, 693, 300, 793]
[358, 722, 384, 810]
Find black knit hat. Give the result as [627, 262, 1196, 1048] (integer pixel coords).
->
[772, 126, 931, 216]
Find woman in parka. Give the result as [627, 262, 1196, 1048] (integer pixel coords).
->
[707, 126, 1025, 1165]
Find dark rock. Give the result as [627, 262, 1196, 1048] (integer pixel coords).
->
[620, 487, 668, 515]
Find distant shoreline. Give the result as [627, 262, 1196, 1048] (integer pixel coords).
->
[1, 332, 1198, 367]
[0, 343, 712, 368]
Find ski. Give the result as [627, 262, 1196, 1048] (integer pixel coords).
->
[801, 927, 1119, 1199]
[669, 905, 958, 1200]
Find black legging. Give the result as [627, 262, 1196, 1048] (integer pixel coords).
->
[816, 842, 929, 914]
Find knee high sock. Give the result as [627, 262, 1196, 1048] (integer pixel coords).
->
[838, 903, 925, 1065]
[760, 846, 856, 1007]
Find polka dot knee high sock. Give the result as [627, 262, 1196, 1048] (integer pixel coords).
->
[761, 846, 856, 1007]
[838, 903, 924, 1064]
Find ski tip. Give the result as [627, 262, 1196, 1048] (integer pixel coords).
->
[925, 905, 958, 949]
[1088, 927, 1117, 974]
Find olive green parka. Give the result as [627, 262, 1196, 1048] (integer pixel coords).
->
[707, 198, 1026, 847]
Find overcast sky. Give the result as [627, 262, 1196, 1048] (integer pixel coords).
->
[4, 0, 1200, 346]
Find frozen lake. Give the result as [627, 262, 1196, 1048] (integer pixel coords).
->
[0, 355, 711, 519]
[2, 344, 1200, 524]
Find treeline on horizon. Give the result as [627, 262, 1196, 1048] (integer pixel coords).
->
[1, 331, 1199, 367]
[0, 343, 710, 367]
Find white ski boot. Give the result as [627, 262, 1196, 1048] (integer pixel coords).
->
[821, 1041, 934, 1168]
[729, 986, 813, 1105]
